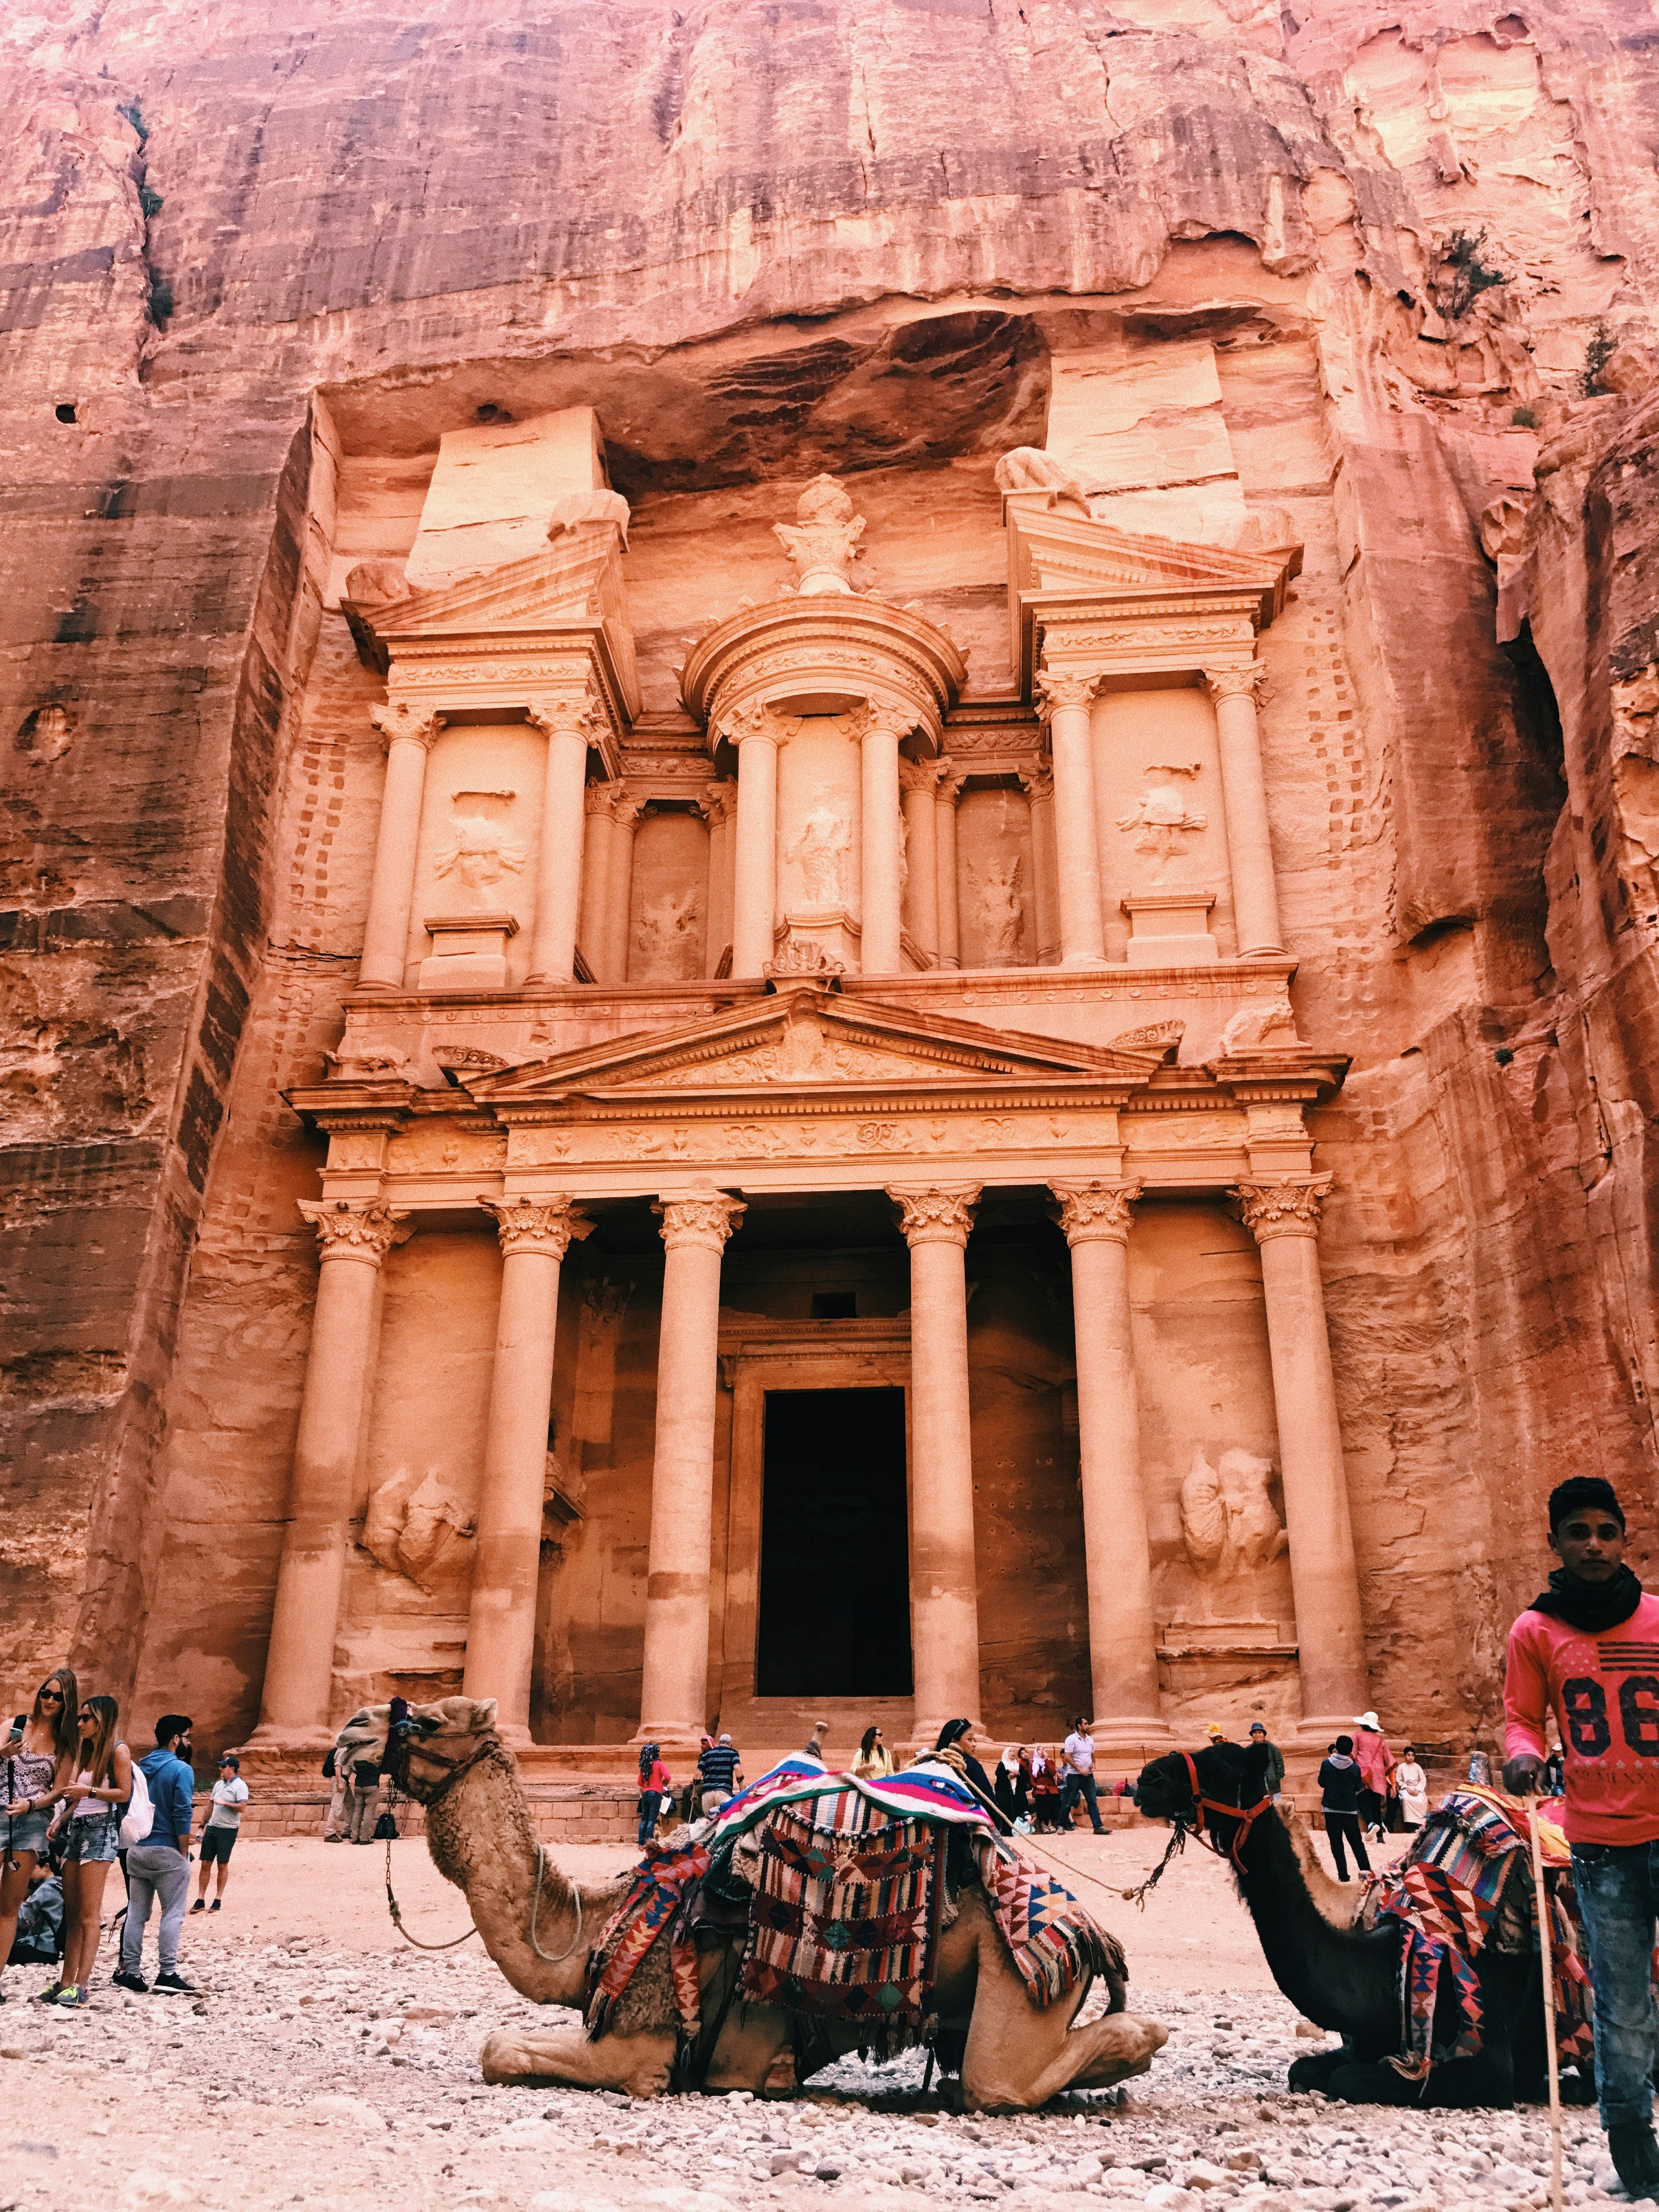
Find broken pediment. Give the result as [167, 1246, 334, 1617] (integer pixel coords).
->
[462, 981, 1166, 1110]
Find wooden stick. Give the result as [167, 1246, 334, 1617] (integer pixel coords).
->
[1526, 1793, 1566, 2212]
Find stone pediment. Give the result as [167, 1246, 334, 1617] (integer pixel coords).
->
[464, 983, 1165, 1112]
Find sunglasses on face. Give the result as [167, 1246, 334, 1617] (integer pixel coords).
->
[77, 1710, 95, 1722]
[38, 1689, 63, 1702]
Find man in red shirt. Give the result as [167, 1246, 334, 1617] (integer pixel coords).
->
[1504, 1476, 1659, 2200]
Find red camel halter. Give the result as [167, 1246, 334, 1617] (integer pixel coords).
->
[1180, 1752, 1273, 1870]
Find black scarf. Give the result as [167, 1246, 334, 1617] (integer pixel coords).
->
[1529, 1562, 1645, 1633]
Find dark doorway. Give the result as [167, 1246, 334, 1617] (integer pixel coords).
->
[755, 1388, 913, 1697]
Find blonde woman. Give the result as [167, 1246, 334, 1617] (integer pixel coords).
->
[1, 1667, 78, 2001]
[48, 1694, 132, 2007]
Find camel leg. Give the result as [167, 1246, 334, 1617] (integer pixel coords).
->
[703, 2002, 795, 2094]
[959, 1949, 1167, 2114]
[481, 2020, 677, 2098]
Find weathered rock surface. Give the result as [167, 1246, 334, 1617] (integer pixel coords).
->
[2, 0, 1658, 1743]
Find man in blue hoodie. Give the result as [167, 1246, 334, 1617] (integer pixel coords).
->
[112, 1714, 197, 1995]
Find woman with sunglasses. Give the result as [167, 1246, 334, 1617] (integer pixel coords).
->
[46, 1695, 132, 2007]
[0, 1668, 78, 2001]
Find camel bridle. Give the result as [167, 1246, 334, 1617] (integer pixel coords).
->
[1173, 1751, 1273, 1871]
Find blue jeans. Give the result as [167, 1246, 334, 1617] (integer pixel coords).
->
[1062, 1773, 1105, 1833]
[1571, 1839, 1659, 2129]
[636, 1792, 663, 1848]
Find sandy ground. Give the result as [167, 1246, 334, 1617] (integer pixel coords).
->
[0, 1825, 1619, 2212]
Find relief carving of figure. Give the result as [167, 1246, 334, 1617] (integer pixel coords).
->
[1179, 1447, 1289, 1577]
[785, 807, 850, 905]
[967, 854, 1025, 963]
[773, 475, 867, 595]
[1117, 763, 1207, 864]
[363, 1466, 476, 1595]
[635, 885, 703, 979]
[433, 790, 526, 898]
[1220, 993, 1300, 1053]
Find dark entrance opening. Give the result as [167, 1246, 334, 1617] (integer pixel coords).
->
[755, 1387, 912, 1698]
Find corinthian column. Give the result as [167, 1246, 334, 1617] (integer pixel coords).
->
[934, 762, 963, 969]
[1050, 1181, 1169, 1749]
[636, 1192, 746, 1740]
[701, 782, 737, 975]
[1204, 665, 1286, 960]
[603, 795, 645, 984]
[890, 1185, 983, 1738]
[578, 784, 622, 981]
[360, 703, 442, 992]
[253, 1200, 411, 1740]
[1019, 766, 1060, 965]
[1233, 1179, 1367, 1728]
[900, 759, 941, 965]
[464, 1196, 593, 1740]
[860, 708, 908, 975]
[526, 695, 597, 985]
[1034, 670, 1107, 966]
[727, 708, 784, 977]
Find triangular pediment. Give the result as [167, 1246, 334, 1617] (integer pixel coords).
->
[1009, 510, 1299, 623]
[465, 983, 1164, 1109]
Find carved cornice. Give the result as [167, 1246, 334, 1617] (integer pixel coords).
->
[299, 1199, 413, 1264]
[1034, 669, 1098, 721]
[369, 701, 443, 752]
[1232, 1178, 1330, 1241]
[888, 1184, 981, 1247]
[1049, 1178, 1143, 1245]
[478, 1193, 594, 1260]
[653, 1191, 746, 1252]
[1202, 663, 1268, 706]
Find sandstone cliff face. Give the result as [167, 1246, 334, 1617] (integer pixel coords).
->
[3, 0, 1656, 1747]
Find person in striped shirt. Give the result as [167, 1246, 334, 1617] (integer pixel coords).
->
[697, 1734, 742, 1813]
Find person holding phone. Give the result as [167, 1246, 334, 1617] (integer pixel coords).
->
[0, 1668, 78, 2001]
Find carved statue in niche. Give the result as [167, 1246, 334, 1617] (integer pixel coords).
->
[1118, 763, 1207, 866]
[636, 886, 703, 979]
[785, 807, 849, 905]
[433, 789, 526, 898]
[363, 1466, 476, 1594]
[1179, 1447, 1289, 1577]
[967, 853, 1026, 963]
[773, 475, 867, 595]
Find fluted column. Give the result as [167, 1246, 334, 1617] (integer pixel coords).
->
[1034, 670, 1107, 966]
[860, 708, 907, 975]
[729, 709, 784, 977]
[1204, 665, 1286, 959]
[1233, 1180, 1367, 1727]
[934, 762, 963, 969]
[360, 703, 442, 992]
[253, 1200, 411, 1740]
[465, 1196, 593, 1739]
[526, 695, 596, 985]
[636, 1192, 746, 1739]
[901, 759, 941, 966]
[604, 795, 645, 984]
[578, 785, 622, 981]
[702, 782, 737, 976]
[1051, 1182, 1170, 1748]
[890, 1185, 983, 1737]
[1019, 766, 1060, 966]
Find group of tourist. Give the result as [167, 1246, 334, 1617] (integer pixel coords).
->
[2, 1673, 248, 2007]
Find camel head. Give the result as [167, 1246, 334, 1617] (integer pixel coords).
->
[385, 1694, 502, 1803]
[1135, 1739, 1275, 1861]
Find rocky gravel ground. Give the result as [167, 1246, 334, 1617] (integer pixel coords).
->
[0, 1843, 1632, 2212]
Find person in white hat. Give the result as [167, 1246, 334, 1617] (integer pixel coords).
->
[1351, 1709, 1395, 1842]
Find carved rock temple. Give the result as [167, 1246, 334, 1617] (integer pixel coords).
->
[7, 2, 1659, 1824]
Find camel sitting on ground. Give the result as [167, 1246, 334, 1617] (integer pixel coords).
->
[1136, 1741, 1582, 2108]
[357, 1695, 1167, 2109]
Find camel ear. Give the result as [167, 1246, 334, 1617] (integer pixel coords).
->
[472, 1697, 498, 1733]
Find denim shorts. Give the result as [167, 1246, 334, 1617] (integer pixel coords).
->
[62, 1808, 120, 1864]
[2, 1807, 50, 1859]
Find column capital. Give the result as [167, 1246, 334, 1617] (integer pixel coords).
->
[849, 699, 918, 748]
[585, 781, 625, 819]
[479, 1193, 595, 1260]
[900, 757, 943, 797]
[1201, 662, 1269, 705]
[1019, 765, 1055, 804]
[653, 1190, 746, 1252]
[369, 700, 443, 751]
[1049, 1179, 1143, 1244]
[699, 780, 738, 826]
[889, 1184, 981, 1247]
[527, 690, 604, 743]
[936, 755, 965, 803]
[718, 700, 797, 751]
[1232, 1177, 1331, 1242]
[1034, 668, 1099, 721]
[298, 1198, 412, 1264]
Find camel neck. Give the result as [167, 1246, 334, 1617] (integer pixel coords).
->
[1234, 1809, 1398, 2045]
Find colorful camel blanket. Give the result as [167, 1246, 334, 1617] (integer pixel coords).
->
[971, 1830, 1118, 2009]
[585, 1837, 709, 2041]
[740, 1804, 944, 2033]
[708, 1756, 998, 1844]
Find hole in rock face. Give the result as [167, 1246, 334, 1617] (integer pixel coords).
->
[55, 402, 77, 423]
[810, 1291, 857, 1321]
[475, 402, 512, 424]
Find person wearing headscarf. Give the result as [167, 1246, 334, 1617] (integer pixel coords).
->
[928, 1720, 1012, 1833]
[636, 1742, 672, 1848]
[994, 1747, 1029, 1825]
[1028, 1745, 1062, 1833]
[1393, 1745, 1429, 1830]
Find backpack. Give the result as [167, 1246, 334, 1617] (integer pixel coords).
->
[119, 1756, 154, 1848]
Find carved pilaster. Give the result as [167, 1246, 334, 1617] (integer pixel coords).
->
[653, 1192, 746, 1252]
[1232, 1178, 1330, 1242]
[298, 1198, 412, 1265]
[1049, 1180, 1143, 1245]
[369, 701, 443, 751]
[888, 1184, 981, 1248]
[479, 1194, 595, 1261]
